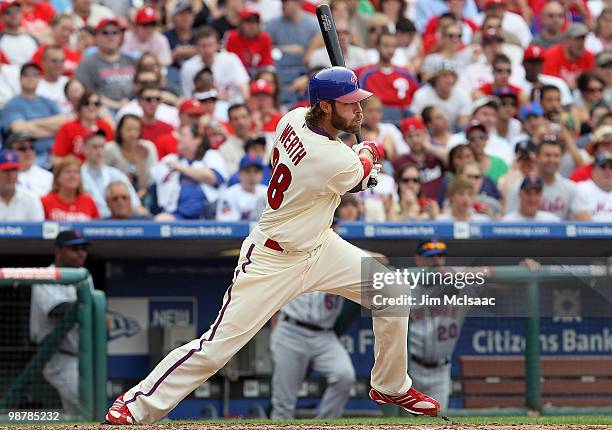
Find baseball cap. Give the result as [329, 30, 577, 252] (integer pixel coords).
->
[514, 139, 537, 159]
[470, 96, 499, 115]
[586, 125, 612, 155]
[239, 8, 260, 21]
[0, 149, 20, 170]
[416, 240, 447, 257]
[245, 136, 266, 151]
[55, 230, 91, 248]
[6, 131, 34, 146]
[250, 79, 273, 96]
[432, 60, 457, 77]
[96, 17, 124, 32]
[179, 99, 206, 115]
[465, 120, 487, 135]
[483, 0, 505, 8]
[0, 0, 20, 14]
[520, 174, 543, 191]
[239, 154, 264, 171]
[193, 89, 219, 101]
[596, 51, 612, 68]
[594, 152, 612, 167]
[481, 28, 504, 44]
[136, 7, 159, 25]
[20, 62, 41, 76]
[493, 86, 518, 99]
[519, 102, 544, 120]
[523, 44, 546, 61]
[172, 0, 193, 15]
[83, 128, 107, 142]
[566, 22, 589, 38]
[400, 117, 425, 134]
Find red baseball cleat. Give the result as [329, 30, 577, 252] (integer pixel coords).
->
[105, 394, 135, 425]
[369, 386, 440, 416]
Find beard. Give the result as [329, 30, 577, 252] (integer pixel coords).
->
[331, 103, 361, 134]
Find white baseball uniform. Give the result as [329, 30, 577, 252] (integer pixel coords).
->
[122, 107, 412, 423]
[271, 292, 354, 419]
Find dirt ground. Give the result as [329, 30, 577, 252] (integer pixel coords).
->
[4, 424, 610, 430]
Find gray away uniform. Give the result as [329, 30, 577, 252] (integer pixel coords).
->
[271, 292, 355, 419]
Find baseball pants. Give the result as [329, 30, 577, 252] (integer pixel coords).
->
[270, 319, 355, 419]
[123, 228, 412, 423]
[43, 353, 81, 416]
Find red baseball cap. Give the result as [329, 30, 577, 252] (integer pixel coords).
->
[179, 99, 206, 115]
[483, 0, 505, 8]
[96, 17, 124, 32]
[239, 8, 260, 21]
[523, 44, 545, 61]
[250, 79, 273, 96]
[400, 117, 425, 134]
[0, 0, 20, 15]
[136, 7, 159, 25]
[0, 149, 20, 170]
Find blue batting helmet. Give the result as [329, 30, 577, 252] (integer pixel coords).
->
[308, 66, 372, 107]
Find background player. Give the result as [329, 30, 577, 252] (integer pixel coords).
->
[29, 230, 92, 416]
[270, 292, 353, 419]
[106, 66, 440, 425]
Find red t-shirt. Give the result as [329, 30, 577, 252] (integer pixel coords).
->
[141, 120, 174, 143]
[52, 119, 114, 162]
[41, 192, 100, 221]
[225, 29, 274, 69]
[154, 132, 178, 159]
[542, 44, 595, 88]
[356, 65, 419, 108]
[570, 163, 593, 182]
[262, 111, 282, 133]
[31, 46, 82, 78]
[22, 2, 55, 33]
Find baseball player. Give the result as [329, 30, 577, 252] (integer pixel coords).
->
[270, 292, 353, 419]
[106, 67, 440, 425]
[408, 240, 467, 411]
[29, 230, 92, 416]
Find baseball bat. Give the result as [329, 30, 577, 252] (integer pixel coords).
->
[316, 4, 376, 189]
[315, 4, 363, 144]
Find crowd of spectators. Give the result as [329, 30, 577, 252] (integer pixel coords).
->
[0, 0, 610, 223]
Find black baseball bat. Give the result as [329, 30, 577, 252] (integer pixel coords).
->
[315, 4, 363, 144]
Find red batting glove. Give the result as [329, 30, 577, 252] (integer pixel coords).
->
[355, 140, 382, 164]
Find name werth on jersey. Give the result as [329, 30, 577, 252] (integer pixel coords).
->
[278, 124, 308, 166]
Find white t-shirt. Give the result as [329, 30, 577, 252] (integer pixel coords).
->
[576, 180, 612, 221]
[492, 118, 522, 143]
[18, 165, 53, 197]
[216, 183, 267, 221]
[36, 76, 70, 114]
[411, 84, 471, 128]
[448, 132, 514, 166]
[0, 64, 21, 109]
[0, 186, 44, 221]
[257, 107, 364, 251]
[502, 210, 561, 222]
[506, 173, 588, 219]
[513, 73, 574, 106]
[180, 51, 250, 101]
[0, 33, 38, 65]
[115, 100, 180, 129]
[378, 122, 409, 156]
[309, 45, 370, 70]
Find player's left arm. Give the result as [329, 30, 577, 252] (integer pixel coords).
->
[347, 141, 382, 193]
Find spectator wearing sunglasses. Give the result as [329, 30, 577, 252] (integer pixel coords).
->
[387, 164, 440, 221]
[51, 91, 114, 165]
[75, 18, 136, 113]
[136, 83, 174, 142]
[104, 181, 151, 220]
[122, 8, 172, 67]
[465, 120, 508, 184]
[7, 132, 53, 197]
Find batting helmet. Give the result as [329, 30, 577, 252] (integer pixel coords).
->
[308, 66, 372, 107]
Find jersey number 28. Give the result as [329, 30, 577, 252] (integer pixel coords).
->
[268, 147, 293, 210]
